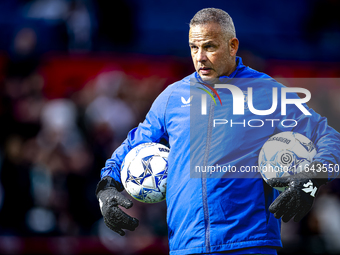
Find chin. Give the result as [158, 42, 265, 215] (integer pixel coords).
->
[200, 76, 211, 81]
[199, 74, 218, 83]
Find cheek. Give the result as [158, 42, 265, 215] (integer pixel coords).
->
[213, 55, 226, 67]
[192, 55, 199, 66]
[206, 53, 217, 64]
[214, 55, 229, 73]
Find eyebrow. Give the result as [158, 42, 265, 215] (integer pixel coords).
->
[202, 41, 215, 45]
[189, 41, 216, 46]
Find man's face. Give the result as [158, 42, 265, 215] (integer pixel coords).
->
[189, 23, 238, 81]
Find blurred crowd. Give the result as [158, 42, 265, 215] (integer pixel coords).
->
[0, 41, 172, 255]
[0, 0, 340, 255]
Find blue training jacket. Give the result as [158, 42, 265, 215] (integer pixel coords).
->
[101, 57, 340, 255]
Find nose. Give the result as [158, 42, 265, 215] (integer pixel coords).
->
[197, 48, 207, 62]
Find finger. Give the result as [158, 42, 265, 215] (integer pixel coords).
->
[269, 191, 290, 214]
[126, 217, 139, 231]
[115, 229, 126, 236]
[104, 218, 125, 236]
[282, 211, 295, 223]
[121, 216, 139, 231]
[274, 207, 287, 219]
[114, 208, 139, 230]
[281, 202, 299, 223]
[273, 196, 296, 220]
[267, 177, 290, 188]
[293, 206, 311, 222]
[114, 192, 133, 209]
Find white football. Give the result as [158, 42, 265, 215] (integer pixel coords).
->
[258, 131, 317, 191]
[121, 143, 169, 203]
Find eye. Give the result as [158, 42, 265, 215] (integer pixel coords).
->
[190, 45, 198, 52]
[205, 44, 215, 51]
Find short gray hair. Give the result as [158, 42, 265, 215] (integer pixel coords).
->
[189, 8, 236, 39]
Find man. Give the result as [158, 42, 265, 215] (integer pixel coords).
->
[96, 8, 340, 255]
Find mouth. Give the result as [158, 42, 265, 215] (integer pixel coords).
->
[199, 67, 213, 75]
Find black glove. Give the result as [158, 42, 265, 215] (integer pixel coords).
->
[268, 161, 328, 223]
[96, 176, 139, 236]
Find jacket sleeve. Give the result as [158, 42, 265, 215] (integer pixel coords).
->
[276, 90, 340, 181]
[100, 85, 173, 190]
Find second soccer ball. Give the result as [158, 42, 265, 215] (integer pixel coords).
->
[258, 131, 317, 191]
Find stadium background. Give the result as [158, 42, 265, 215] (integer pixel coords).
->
[0, 0, 339, 254]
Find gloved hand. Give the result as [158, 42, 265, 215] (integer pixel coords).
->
[96, 176, 139, 236]
[268, 161, 328, 223]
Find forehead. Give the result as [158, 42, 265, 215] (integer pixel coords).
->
[189, 23, 225, 43]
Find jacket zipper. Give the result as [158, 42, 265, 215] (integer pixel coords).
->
[202, 96, 215, 253]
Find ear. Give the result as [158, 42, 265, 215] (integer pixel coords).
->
[229, 38, 239, 57]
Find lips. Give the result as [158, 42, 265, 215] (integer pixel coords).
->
[199, 67, 212, 75]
